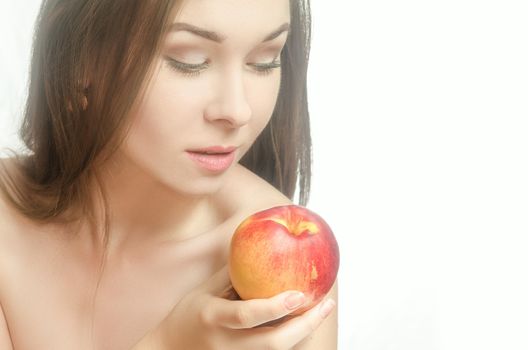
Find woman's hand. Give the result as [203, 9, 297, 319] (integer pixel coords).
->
[147, 265, 336, 350]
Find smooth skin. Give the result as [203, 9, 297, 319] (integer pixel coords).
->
[0, 0, 337, 349]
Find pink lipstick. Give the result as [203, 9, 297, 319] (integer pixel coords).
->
[185, 146, 237, 172]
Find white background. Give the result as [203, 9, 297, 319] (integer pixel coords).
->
[1, 1, 528, 349]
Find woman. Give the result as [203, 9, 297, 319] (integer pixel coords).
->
[0, 0, 338, 349]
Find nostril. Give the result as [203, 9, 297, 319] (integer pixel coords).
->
[205, 112, 252, 129]
[204, 94, 252, 127]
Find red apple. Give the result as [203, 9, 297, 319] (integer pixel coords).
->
[229, 204, 340, 313]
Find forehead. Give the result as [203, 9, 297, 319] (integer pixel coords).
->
[172, 0, 291, 40]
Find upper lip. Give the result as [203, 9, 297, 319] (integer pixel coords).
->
[187, 145, 238, 154]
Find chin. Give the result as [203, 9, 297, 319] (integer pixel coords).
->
[168, 166, 235, 198]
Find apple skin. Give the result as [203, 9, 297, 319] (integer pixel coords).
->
[229, 204, 340, 313]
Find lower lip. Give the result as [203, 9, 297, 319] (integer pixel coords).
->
[186, 150, 236, 172]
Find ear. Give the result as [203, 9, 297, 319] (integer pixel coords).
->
[66, 78, 91, 113]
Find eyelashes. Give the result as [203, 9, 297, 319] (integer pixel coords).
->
[164, 57, 282, 78]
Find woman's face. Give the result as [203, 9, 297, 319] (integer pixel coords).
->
[118, 0, 290, 196]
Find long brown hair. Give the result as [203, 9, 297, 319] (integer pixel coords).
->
[0, 0, 312, 229]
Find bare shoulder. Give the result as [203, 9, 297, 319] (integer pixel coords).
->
[218, 164, 294, 219]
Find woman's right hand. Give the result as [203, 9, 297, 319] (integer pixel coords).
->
[148, 265, 336, 350]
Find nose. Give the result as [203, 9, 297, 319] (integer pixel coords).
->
[204, 71, 252, 128]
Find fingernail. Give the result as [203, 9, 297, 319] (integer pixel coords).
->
[284, 292, 305, 310]
[319, 299, 336, 318]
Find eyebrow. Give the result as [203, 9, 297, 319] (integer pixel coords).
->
[168, 22, 290, 43]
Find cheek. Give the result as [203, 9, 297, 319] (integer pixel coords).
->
[247, 73, 282, 134]
[125, 71, 202, 152]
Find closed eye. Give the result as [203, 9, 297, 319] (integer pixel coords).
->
[164, 56, 282, 77]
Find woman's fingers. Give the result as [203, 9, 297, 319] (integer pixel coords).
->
[203, 290, 307, 329]
[258, 298, 336, 349]
[196, 265, 336, 349]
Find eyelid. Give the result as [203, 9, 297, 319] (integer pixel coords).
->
[164, 56, 281, 78]
[168, 50, 208, 64]
[164, 50, 282, 67]
[165, 39, 286, 59]
[167, 58, 209, 70]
